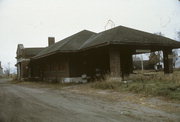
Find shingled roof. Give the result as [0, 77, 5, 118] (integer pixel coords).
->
[33, 26, 180, 59]
[80, 26, 180, 50]
[23, 48, 44, 57]
[33, 30, 96, 59]
[16, 44, 44, 59]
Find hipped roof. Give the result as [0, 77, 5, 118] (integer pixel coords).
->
[33, 26, 180, 59]
[33, 30, 96, 58]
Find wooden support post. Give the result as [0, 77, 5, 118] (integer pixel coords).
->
[20, 62, 23, 80]
[109, 47, 121, 77]
[129, 54, 133, 73]
[17, 63, 21, 80]
[120, 51, 133, 76]
[163, 49, 173, 74]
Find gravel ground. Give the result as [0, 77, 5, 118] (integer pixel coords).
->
[0, 78, 179, 122]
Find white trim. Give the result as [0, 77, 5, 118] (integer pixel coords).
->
[17, 58, 30, 63]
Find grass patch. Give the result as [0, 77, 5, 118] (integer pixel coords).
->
[90, 81, 122, 90]
[90, 71, 180, 100]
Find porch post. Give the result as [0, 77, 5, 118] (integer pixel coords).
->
[17, 63, 21, 80]
[163, 49, 173, 74]
[20, 62, 23, 80]
[128, 54, 133, 73]
[109, 47, 121, 77]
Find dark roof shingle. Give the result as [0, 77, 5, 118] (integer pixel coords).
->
[80, 26, 180, 49]
[33, 26, 180, 59]
[23, 48, 44, 58]
[33, 30, 96, 58]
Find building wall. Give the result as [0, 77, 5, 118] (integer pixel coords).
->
[109, 45, 134, 77]
[109, 47, 121, 77]
[30, 46, 134, 82]
[17, 61, 29, 80]
[69, 47, 110, 78]
[68, 46, 134, 79]
[30, 54, 70, 82]
[30, 48, 110, 82]
[43, 59, 69, 82]
[18, 61, 30, 80]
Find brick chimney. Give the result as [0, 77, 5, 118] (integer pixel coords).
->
[48, 37, 55, 46]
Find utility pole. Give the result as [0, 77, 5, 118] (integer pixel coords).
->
[7, 62, 10, 77]
[141, 54, 144, 72]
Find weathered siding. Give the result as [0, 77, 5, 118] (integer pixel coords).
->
[69, 47, 110, 78]
[109, 45, 133, 77]
[43, 59, 69, 81]
[20, 61, 29, 79]
[109, 47, 121, 77]
[30, 54, 70, 82]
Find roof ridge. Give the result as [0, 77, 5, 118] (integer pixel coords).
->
[24, 47, 45, 49]
[57, 30, 96, 50]
[32, 26, 180, 60]
[79, 33, 98, 49]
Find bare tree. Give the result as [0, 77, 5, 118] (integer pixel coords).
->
[148, 52, 160, 67]
[155, 32, 164, 36]
[177, 31, 180, 41]
[172, 50, 178, 68]
[4, 62, 11, 77]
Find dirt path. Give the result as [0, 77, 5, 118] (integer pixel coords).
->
[0, 79, 179, 122]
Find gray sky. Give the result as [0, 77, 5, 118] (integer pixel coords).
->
[0, 0, 180, 72]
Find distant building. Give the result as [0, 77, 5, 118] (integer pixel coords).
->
[175, 57, 180, 68]
[0, 61, 3, 77]
[16, 44, 44, 80]
[154, 56, 180, 69]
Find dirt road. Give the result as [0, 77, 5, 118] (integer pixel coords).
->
[0, 78, 179, 122]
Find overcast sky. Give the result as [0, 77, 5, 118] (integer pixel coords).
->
[0, 0, 180, 72]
